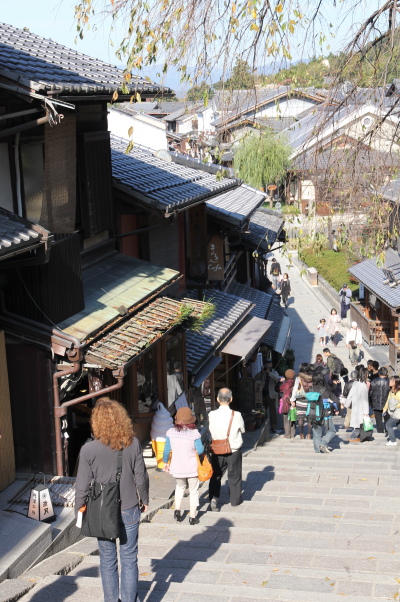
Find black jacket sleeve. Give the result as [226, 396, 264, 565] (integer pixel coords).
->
[131, 438, 149, 506]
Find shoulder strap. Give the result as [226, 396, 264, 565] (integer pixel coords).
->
[116, 449, 123, 481]
[226, 410, 235, 438]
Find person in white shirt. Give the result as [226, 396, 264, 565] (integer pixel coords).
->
[208, 388, 245, 512]
[346, 321, 363, 365]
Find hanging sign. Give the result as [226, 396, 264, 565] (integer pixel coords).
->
[207, 234, 224, 280]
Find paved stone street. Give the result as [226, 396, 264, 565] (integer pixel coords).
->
[16, 425, 400, 602]
[276, 251, 374, 372]
[10, 259, 400, 602]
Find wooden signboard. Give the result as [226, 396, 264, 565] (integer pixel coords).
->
[207, 234, 224, 280]
[238, 377, 256, 414]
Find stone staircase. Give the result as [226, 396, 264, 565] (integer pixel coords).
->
[10, 422, 400, 601]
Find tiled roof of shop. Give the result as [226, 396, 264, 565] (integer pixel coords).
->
[58, 253, 179, 341]
[228, 281, 284, 347]
[0, 208, 43, 258]
[264, 300, 285, 348]
[242, 207, 284, 251]
[349, 249, 400, 309]
[206, 184, 266, 228]
[185, 289, 253, 372]
[111, 136, 239, 212]
[228, 282, 272, 319]
[84, 296, 207, 370]
[0, 22, 170, 96]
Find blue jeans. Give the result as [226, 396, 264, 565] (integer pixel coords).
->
[98, 505, 141, 602]
[313, 417, 336, 452]
[386, 417, 400, 443]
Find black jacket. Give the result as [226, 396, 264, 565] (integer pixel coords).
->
[369, 376, 390, 410]
[342, 379, 354, 398]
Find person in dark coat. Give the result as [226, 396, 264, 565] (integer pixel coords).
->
[369, 367, 390, 433]
[309, 372, 339, 453]
[280, 273, 291, 308]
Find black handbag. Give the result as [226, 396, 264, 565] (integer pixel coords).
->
[81, 449, 123, 539]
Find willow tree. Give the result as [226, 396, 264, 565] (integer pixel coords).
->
[233, 131, 292, 190]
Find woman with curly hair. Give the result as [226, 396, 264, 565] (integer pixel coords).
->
[75, 397, 148, 602]
[162, 406, 204, 524]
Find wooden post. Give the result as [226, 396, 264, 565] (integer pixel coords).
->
[395, 317, 399, 345]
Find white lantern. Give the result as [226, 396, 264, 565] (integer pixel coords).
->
[27, 473, 55, 522]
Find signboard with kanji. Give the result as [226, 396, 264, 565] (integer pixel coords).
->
[207, 234, 224, 280]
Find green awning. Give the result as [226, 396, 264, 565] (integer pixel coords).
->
[58, 253, 179, 341]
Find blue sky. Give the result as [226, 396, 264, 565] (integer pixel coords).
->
[1, 0, 382, 91]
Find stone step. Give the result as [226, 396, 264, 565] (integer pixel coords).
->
[149, 506, 399, 528]
[65, 554, 400, 600]
[18, 571, 398, 601]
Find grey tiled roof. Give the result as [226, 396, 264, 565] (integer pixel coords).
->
[111, 136, 239, 212]
[381, 178, 400, 202]
[349, 249, 400, 309]
[228, 282, 272, 319]
[185, 289, 253, 372]
[264, 300, 285, 347]
[242, 207, 284, 251]
[0, 209, 43, 258]
[228, 281, 284, 347]
[206, 184, 266, 228]
[85, 296, 207, 370]
[0, 22, 169, 96]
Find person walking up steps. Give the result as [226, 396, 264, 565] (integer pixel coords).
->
[208, 388, 245, 512]
[345, 367, 369, 443]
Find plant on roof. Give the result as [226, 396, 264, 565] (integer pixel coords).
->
[173, 301, 215, 332]
[233, 131, 292, 190]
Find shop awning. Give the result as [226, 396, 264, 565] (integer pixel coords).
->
[191, 356, 223, 388]
[220, 316, 272, 360]
[274, 315, 292, 355]
[84, 296, 207, 370]
[58, 253, 180, 341]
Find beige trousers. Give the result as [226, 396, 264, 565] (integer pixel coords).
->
[175, 477, 200, 518]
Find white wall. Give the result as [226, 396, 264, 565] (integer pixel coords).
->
[108, 109, 167, 151]
[254, 97, 317, 119]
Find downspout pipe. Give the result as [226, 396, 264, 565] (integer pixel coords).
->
[53, 355, 125, 476]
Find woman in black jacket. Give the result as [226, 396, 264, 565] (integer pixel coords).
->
[76, 398, 149, 602]
[280, 273, 291, 308]
[369, 367, 390, 433]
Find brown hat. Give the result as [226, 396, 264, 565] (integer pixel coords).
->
[175, 407, 195, 425]
[285, 369, 295, 379]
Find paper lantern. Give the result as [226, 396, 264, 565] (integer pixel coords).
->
[27, 473, 55, 522]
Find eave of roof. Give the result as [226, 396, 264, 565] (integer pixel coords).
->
[349, 251, 400, 310]
[58, 253, 180, 342]
[111, 136, 239, 213]
[84, 296, 207, 370]
[0, 208, 48, 259]
[206, 184, 266, 229]
[0, 22, 171, 97]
